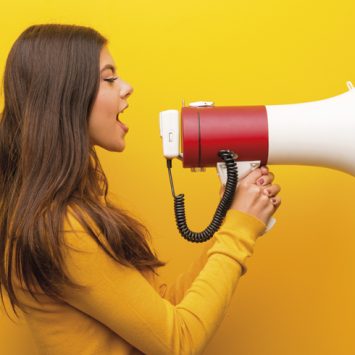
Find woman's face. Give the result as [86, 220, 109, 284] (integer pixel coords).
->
[88, 46, 133, 152]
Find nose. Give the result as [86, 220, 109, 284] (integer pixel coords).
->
[120, 79, 133, 99]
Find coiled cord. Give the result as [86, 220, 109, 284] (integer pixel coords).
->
[167, 150, 238, 243]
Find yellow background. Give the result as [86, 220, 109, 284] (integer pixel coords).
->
[1, 0, 355, 354]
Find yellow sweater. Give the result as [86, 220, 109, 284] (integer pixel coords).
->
[14, 208, 266, 355]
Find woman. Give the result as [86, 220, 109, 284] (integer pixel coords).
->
[0, 24, 281, 354]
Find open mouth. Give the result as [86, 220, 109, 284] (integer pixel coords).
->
[116, 113, 129, 133]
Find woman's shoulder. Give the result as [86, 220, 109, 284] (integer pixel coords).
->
[62, 206, 101, 253]
[62, 205, 117, 257]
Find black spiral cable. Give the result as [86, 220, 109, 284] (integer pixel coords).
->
[166, 150, 239, 243]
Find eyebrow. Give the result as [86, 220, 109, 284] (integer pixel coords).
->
[100, 64, 116, 73]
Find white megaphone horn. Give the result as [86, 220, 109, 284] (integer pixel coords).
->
[159, 81, 355, 242]
[266, 80, 355, 176]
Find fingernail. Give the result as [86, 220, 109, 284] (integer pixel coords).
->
[257, 178, 264, 185]
[271, 198, 277, 204]
[264, 189, 270, 196]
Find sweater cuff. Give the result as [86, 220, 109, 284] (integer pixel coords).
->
[222, 209, 267, 238]
[206, 209, 267, 275]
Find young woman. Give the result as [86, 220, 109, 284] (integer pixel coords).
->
[0, 24, 281, 354]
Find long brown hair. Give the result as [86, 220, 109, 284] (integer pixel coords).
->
[0, 24, 165, 316]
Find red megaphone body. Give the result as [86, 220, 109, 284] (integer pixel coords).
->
[182, 106, 268, 168]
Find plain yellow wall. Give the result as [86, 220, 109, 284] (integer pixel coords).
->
[1, 1, 355, 354]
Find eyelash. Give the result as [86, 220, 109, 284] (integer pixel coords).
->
[103, 76, 118, 83]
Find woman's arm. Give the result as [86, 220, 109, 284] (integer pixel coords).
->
[154, 168, 273, 305]
[151, 238, 215, 305]
[62, 208, 266, 355]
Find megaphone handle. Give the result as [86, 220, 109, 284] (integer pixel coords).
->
[216, 163, 276, 234]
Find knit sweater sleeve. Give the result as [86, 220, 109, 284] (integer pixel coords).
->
[154, 210, 266, 305]
[154, 238, 216, 305]
[61, 208, 266, 355]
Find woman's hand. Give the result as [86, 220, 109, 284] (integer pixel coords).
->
[219, 166, 281, 225]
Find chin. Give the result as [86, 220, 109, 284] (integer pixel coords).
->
[95, 141, 126, 152]
[115, 142, 126, 152]
[110, 144, 125, 152]
[116, 140, 126, 151]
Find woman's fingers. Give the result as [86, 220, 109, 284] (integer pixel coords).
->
[262, 184, 281, 197]
[270, 195, 282, 211]
[256, 171, 275, 186]
[260, 166, 268, 175]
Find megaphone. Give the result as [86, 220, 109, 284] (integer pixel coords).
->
[159, 81, 355, 243]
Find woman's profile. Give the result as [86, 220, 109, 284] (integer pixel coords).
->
[0, 24, 281, 354]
